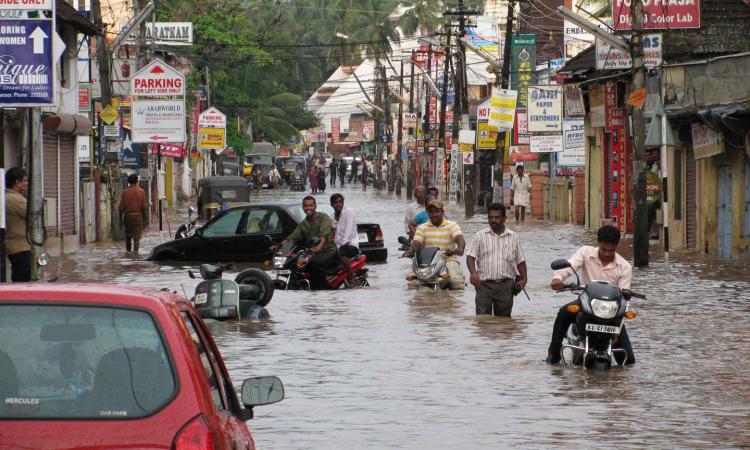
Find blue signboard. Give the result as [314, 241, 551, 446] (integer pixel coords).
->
[0, 19, 54, 106]
[121, 129, 140, 171]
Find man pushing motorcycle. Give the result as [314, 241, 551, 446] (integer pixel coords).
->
[546, 225, 635, 365]
[283, 196, 339, 290]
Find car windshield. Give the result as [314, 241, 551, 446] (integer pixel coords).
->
[287, 204, 334, 222]
[0, 303, 175, 419]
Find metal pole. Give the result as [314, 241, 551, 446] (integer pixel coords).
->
[27, 109, 44, 281]
[497, 0, 515, 206]
[661, 110, 669, 270]
[439, 29, 452, 199]
[396, 59, 404, 197]
[157, 144, 162, 231]
[407, 51, 416, 200]
[423, 45, 433, 189]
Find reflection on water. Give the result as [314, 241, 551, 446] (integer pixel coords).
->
[49, 185, 750, 449]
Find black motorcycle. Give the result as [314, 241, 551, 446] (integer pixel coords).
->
[550, 258, 645, 371]
[190, 263, 274, 320]
[175, 206, 198, 239]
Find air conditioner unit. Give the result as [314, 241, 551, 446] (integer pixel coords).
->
[43, 198, 57, 228]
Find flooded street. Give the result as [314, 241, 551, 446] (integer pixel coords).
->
[49, 186, 750, 449]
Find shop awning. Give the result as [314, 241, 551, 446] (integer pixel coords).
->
[43, 114, 92, 136]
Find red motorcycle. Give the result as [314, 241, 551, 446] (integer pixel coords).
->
[266, 240, 369, 290]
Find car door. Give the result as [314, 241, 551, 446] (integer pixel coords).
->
[180, 311, 255, 450]
[198, 208, 249, 261]
[241, 207, 287, 262]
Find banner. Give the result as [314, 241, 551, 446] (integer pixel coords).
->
[527, 85, 563, 132]
[530, 134, 563, 153]
[613, 0, 700, 30]
[510, 35, 537, 108]
[488, 89, 518, 129]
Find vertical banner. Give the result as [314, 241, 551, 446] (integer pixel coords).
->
[331, 117, 340, 143]
[510, 35, 537, 108]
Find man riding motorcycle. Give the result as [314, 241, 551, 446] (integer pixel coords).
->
[409, 199, 466, 289]
[283, 196, 339, 290]
[547, 225, 635, 365]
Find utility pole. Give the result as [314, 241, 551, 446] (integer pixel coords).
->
[496, 0, 516, 206]
[26, 109, 44, 280]
[630, 0, 649, 267]
[91, 0, 111, 106]
[438, 30, 452, 199]
[422, 44, 433, 189]
[407, 51, 416, 200]
[396, 58, 404, 196]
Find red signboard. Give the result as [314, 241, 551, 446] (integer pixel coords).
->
[512, 109, 530, 145]
[155, 143, 186, 158]
[78, 85, 91, 112]
[331, 118, 340, 143]
[613, 0, 700, 30]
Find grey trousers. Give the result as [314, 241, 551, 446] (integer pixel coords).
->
[475, 279, 514, 316]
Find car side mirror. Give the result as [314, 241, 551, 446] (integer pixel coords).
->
[550, 258, 571, 270]
[241, 376, 284, 407]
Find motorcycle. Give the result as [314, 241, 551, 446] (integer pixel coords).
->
[189, 263, 274, 320]
[289, 173, 306, 192]
[175, 206, 198, 240]
[405, 245, 455, 290]
[550, 258, 646, 371]
[266, 238, 369, 290]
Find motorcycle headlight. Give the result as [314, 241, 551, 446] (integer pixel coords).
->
[416, 267, 435, 279]
[273, 256, 287, 269]
[591, 299, 619, 319]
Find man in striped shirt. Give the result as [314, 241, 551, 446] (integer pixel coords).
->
[466, 203, 527, 316]
[411, 199, 466, 289]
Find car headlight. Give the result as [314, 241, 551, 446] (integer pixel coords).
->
[273, 256, 287, 269]
[591, 299, 619, 319]
[416, 267, 436, 280]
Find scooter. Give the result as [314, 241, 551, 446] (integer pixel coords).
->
[267, 239, 369, 290]
[405, 245, 455, 290]
[550, 258, 646, 371]
[289, 174, 306, 192]
[189, 263, 274, 320]
[175, 206, 198, 239]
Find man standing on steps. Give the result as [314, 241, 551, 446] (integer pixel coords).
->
[466, 203, 527, 316]
[118, 174, 148, 253]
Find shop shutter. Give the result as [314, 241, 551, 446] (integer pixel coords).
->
[42, 133, 59, 237]
[58, 134, 76, 236]
[686, 147, 696, 250]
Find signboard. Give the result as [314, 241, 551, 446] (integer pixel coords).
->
[513, 109, 530, 145]
[459, 129, 476, 149]
[330, 117, 340, 143]
[527, 85, 563, 132]
[589, 84, 605, 128]
[78, 84, 91, 112]
[549, 58, 567, 73]
[509, 145, 537, 162]
[362, 120, 374, 141]
[0, 0, 53, 10]
[462, 151, 474, 165]
[120, 130, 139, 171]
[614, 0, 700, 30]
[466, 15, 500, 53]
[130, 59, 185, 97]
[488, 89, 518, 129]
[76, 135, 90, 163]
[476, 123, 498, 149]
[510, 35, 536, 108]
[608, 123, 630, 231]
[691, 122, 722, 159]
[564, 84, 585, 117]
[449, 144, 458, 204]
[560, 119, 585, 166]
[0, 19, 55, 106]
[596, 34, 662, 70]
[103, 121, 120, 137]
[156, 143, 185, 158]
[132, 99, 186, 143]
[198, 106, 226, 128]
[199, 127, 226, 149]
[477, 97, 491, 121]
[145, 22, 193, 45]
[403, 112, 417, 128]
[564, 19, 595, 58]
[530, 134, 563, 153]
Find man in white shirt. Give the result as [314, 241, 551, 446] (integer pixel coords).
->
[511, 164, 532, 222]
[403, 186, 426, 238]
[330, 193, 359, 284]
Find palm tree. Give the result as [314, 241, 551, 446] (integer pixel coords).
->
[398, 0, 445, 37]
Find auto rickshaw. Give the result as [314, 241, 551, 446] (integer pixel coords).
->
[196, 176, 250, 220]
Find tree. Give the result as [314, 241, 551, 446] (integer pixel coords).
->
[398, 0, 445, 37]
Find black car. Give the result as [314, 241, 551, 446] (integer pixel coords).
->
[148, 203, 387, 263]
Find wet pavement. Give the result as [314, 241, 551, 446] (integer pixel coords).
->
[48, 184, 750, 449]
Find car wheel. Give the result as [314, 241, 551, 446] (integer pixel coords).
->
[235, 268, 274, 307]
[153, 250, 177, 261]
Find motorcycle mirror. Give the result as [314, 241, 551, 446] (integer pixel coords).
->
[37, 252, 50, 267]
[550, 259, 571, 270]
[188, 270, 196, 279]
[397, 236, 409, 245]
[188, 206, 196, 216]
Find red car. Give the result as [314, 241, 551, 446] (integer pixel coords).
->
[0, 284, 284, 449]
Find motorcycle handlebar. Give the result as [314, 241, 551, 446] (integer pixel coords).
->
[623, 289, 646, 300]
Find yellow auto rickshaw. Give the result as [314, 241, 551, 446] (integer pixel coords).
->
[196, 176, 250, 220]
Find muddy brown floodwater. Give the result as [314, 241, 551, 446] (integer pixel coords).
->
[49, 184, 750, 449]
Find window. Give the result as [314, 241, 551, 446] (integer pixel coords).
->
[180, 312, 226, 410]
[246, 209, 282, 234]
[202, 208, 246, 237]
[0, 304, 175, 419]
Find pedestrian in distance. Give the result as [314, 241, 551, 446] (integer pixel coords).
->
[308, 164, 318, 194]
[269, 165, 281, 189]
[118, 173, 148, 253]
[466, 203, 527, 317]
[349, 157, 359, 183]
[511, 164, 532, 222]
[338, 158, 347, 186]
[329, 158, 338, 187]
[380, 160, 388, 190]
[4, 167, 31, 281]
[317, 165, 327, 193]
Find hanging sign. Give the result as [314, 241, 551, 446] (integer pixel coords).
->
[560, 119, 585, 166]
[527, 85, 563, 132]
[691, 122, 722, 159]
[564, 84, 585, 117]
[199, 127, 226, 149]
[476, 123, 498, 149]
[462, 151, 474, 165]
[198, 106, 226, 128]
[596, 34, 662, 70]
[530, 134, 563, 153]
[513, 109, 530, 145]
[131, 59, 185, 97]
[0, 19, 55, 106]
[488, 89, 518, 129]
[614, 0, 700, 30]
[403, 112, 417, 128]
[132, 99, 186, 143]
[156, 143, 186, 158]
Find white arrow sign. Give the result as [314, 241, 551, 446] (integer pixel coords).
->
[29, 26, 48, 55]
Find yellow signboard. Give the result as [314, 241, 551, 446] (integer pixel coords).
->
[459, 143, 473, 153]
[199, 127, 226, 149]
[99, 104, 119, 125]
[476, 123, 498, 149]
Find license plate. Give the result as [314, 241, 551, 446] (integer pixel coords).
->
[274, 269, 291, 275]
[194, 293, 207, 305]
[585, 323, 620, 334]
[358, 232, 368, 243]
